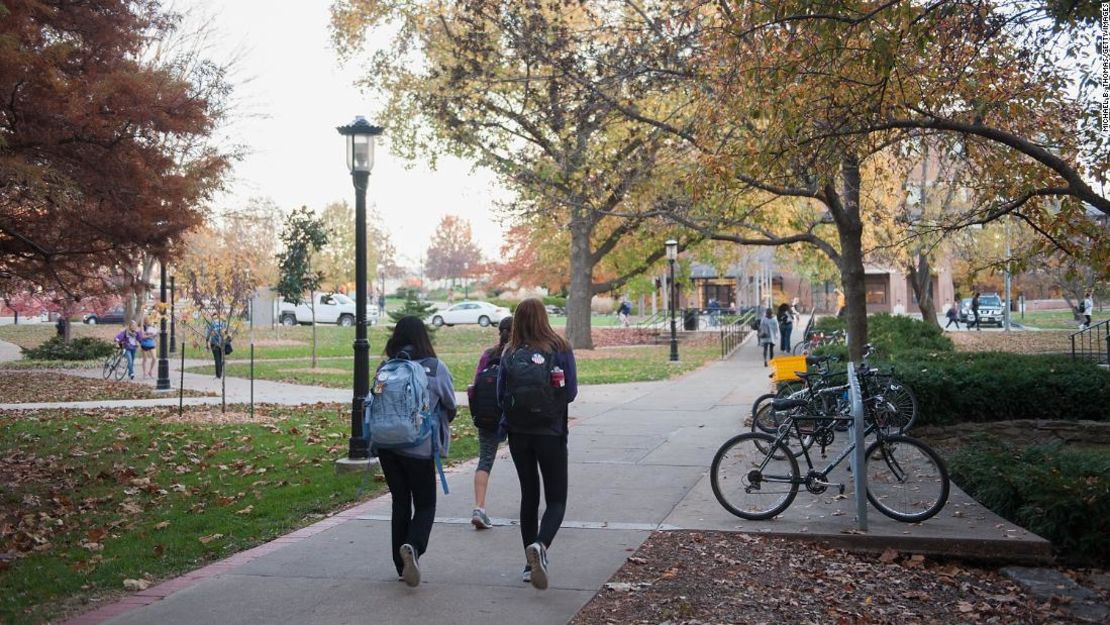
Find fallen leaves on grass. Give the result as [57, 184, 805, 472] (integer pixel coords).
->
[0, 370, 214, 403]
[569, 531, 1091, 625]
[950, 331, 1073, 354]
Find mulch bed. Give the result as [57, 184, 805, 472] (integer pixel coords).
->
[570, 531, 1099, 625]
[948, 330, 1073, 354]
[0, 371, 213, 403]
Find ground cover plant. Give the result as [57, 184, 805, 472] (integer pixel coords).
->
[0, 371, 214, 403]
[946, 438, 1110, 567]
[20, 336, 117, 361]
[0, 324, 120, 349]
[569, 531, 1098, 625]
[0, 404, 480, 625]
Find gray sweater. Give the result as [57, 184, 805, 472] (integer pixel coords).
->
[758, 316, 779, 345]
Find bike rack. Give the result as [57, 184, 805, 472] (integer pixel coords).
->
[847, 359, 868, 531]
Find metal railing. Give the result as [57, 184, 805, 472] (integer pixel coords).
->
[719, 311, 755, 358]
[1070, 319, 1109, 365]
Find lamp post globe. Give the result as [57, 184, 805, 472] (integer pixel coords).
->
[665, 240, 679, 363]
[337, 116, 384, 465]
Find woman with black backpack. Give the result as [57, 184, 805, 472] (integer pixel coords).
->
[497, 298, 577, 590]
[467, 316, 512, 530]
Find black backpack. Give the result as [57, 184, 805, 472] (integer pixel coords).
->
[469, 351, 502, 430]
[503, 345, 559, 428]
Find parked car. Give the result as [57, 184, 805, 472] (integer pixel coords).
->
[279, 293, 376, 326]
[83, 306, 125, 325]
[544, 304, 565, 316]
[959, 294, 1004, 326]
[428, 301, 511, 327]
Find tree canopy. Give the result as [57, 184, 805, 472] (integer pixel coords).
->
[0, 0, 231, 298]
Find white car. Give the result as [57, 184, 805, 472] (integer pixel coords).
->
[428, 301, 511, 327]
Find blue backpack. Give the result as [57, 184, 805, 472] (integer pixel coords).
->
[363, 354, 449, 493]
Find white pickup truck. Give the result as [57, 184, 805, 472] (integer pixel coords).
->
[277, 293, 378, 327]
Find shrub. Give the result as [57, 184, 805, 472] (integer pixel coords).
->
[887, 352, 1110, 426]
[21, 336, 116, 361]
[947, 438, 1110, 566]
[811, 313, 951, 356]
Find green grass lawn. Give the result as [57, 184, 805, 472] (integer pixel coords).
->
[1017, 309, 1101, 330]
[189, 343, 724, 389]
[0, 404, 480, 625]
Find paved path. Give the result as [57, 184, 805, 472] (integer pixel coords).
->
[51, 334, 1049, 625]
[0, 338, 21, 363]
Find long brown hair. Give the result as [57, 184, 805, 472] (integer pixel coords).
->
[507, 298, 570, 354]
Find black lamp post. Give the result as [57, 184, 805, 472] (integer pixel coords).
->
[168, 275, 176, 353]
[666, 239, 679, 363]
[337, 116, 384, 465]
[156, 260, 171, 390]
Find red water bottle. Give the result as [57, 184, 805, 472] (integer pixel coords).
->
[550, 366, 565, 388]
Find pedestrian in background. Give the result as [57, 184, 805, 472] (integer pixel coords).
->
[944, 301, 961, 330]
[1082, 291, 1094, 329]
[759, 307, 779, 366]
[970, 292, 981, 331]
[776, 303, 793, 353]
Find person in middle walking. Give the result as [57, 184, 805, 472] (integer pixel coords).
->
[497, 298, 577, 590]
[468, 316, 513, 530]
[759, 307, 779, 367]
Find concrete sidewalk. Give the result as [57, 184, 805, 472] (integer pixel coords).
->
[60, 336, 1048, 625]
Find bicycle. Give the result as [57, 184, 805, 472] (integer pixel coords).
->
[791, 329, 844, 355]
[102, 347, 127, 381]
[755, 348, 917, 436]
[715, 371, 948, 523]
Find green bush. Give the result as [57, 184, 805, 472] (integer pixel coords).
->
[947, 439, 1110, 566]
[21, 336, 116, 361]
[887, 352, 1110, 425]
[811, 313, 951, 356]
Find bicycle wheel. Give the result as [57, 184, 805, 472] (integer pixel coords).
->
[867, 376, 918, 433]
[113, 353, 128, 381]
[791, 340, 810, 355]
[865, 435, 949, 523]
[750, 393, 779, 432]
[710, 433, 799, 520]
[103, 352, 122, 380]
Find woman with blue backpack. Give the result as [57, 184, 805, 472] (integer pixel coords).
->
[497, 298, 577, 590]
[371, 316, 456, 587]
[467, 316, 512, 530]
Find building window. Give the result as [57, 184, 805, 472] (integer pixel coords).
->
[865, 275, 888, 305]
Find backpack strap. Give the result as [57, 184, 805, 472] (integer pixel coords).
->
[428, 411, 449, 495]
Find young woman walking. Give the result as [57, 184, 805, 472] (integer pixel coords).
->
[758, 307, 779, 366]
[498, 298, 577, 590]
[375, 316, 456, 587]
[468, 316, 512, 529]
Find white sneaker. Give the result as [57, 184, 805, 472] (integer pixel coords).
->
[525, 542, 548, 590]
[399, 543, 420, 587]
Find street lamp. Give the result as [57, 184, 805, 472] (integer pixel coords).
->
[156, 260, 171, 390]
[169, 275, 176, 353]
[337, 116, 384, 468]
[666, 239, 679, 363]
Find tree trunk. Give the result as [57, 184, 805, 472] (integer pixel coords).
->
[908, 252, 940, 328]
[565, 219, 594, 350]
[833, 154, 869, 362]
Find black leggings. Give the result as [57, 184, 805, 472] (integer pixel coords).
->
[377, 450, 437, 575]
[211, 345, 224, 377]
[508, 433, 567, 549]
[945, 318, 960, 329]
[762, 342, 775, 361]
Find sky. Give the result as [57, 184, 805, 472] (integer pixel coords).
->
[179, 0, 512, 268]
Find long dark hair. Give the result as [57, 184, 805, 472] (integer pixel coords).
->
[490, 316, 512, 358]
[507, 298, 570, 354]
[385, 316, 437, 360]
